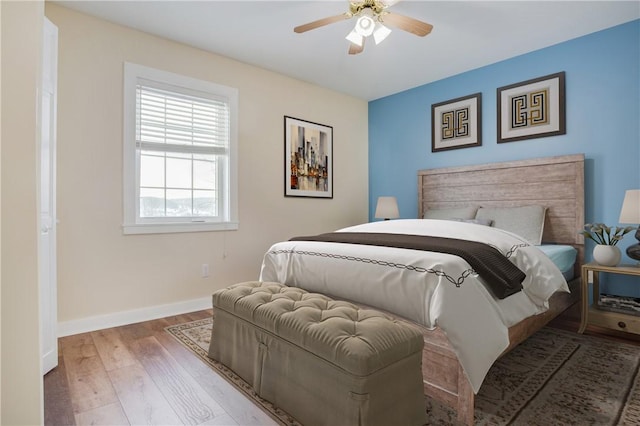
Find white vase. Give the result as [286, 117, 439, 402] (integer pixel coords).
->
[593, 245, 621, 266]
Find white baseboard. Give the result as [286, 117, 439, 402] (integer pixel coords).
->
[57, 296, 211, 337]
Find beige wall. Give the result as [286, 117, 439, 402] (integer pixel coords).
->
[1, 2, 2, 418]
[1, 1, 44, 424]
[45, 4, 369, 324]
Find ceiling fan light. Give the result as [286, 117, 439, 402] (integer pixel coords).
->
[373, 23, 391, 45]
[345, 29, 364, 47]
[355, 16, 375, 37]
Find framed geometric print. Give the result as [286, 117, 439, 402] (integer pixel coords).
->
[431, 93, 482, 152]
[497, 72, 566, 143]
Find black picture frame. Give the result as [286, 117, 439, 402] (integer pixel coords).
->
[497, 72, 566, 143]
[431, 93, 482, 152]
[284, 116, 333, 198]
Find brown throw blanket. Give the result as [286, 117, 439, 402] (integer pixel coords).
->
[289, 232, 525, 299]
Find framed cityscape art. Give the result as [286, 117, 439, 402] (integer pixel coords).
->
[497, 71, 566, 143]
[431, 93, 482, 152]
[284, 116, 333, 198]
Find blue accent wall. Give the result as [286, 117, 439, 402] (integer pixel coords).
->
[369, 20, 640, 295]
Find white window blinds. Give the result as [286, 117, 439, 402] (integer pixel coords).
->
[136, 80, 230, 154]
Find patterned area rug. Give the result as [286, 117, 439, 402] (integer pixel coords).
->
[166, 318, 640, 425]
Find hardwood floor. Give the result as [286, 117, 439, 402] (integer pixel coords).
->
[45, 309, 640, 426]
[44, 310, 278, 426]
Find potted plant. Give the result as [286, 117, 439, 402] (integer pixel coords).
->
[580, 223, 635, 266]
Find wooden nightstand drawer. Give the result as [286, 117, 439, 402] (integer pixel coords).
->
[588, 307, 640, 334]
[580, 263, 640, 335]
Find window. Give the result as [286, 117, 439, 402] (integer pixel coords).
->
[123, 63, 238, 234]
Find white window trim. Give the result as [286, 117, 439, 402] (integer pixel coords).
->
[123, 62, 238, 234]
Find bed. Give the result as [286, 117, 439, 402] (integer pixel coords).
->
[259, 154, 584, 425]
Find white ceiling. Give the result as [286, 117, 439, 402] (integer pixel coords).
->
[55, 0, 640, 101]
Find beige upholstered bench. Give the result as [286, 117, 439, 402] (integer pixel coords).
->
[208, 281, 426, 426]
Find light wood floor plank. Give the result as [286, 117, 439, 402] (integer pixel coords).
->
[199, 412, 240, 425]
[60, 332, 94, 351]
[118, 320, 155, 343]
[129, 335, 227, 425]
[74, 402, 129, 426]
[67, 367, 120, 414]
[91, 327, 137, 372]
[63, 337, 120, 414]
[187, 309, 214, 321]
[63, 342, 104, 384]
[44, 355, 76, 426]
[155, 330, 218, 378]
[148, 314, 196, 334]
[193, 372, 279, 426]
[108, 362, 183, 425]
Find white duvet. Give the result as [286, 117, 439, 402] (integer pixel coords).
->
[259, 219, 569, 393]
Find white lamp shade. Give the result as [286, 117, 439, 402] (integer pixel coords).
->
[375, 196, 399, 219]
[620, 189, 640, 223]
[345, 29, 364, 47]
[373, 23, 391, 45]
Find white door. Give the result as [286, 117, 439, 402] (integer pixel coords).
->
[40, 17, 58, 375]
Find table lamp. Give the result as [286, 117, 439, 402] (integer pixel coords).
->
[374, 196, 399, 220]
[619, 189, 640, 262]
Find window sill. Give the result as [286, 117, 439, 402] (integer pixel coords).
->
[123, 221, 239, 235]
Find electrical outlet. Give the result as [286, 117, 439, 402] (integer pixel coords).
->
[588, 270, 593, 284]
[201, 263, 209, 278]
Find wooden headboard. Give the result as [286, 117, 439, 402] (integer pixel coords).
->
[418, 154, 585, 272]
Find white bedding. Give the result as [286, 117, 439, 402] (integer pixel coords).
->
[259, 219, 569, 393]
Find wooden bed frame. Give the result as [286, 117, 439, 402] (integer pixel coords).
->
[414, 154, 585, 425]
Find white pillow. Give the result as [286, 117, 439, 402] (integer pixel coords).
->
[423, 206, 478, 220]
[476, 205, 547, 245]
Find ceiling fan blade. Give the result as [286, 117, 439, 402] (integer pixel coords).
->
[294, 14, 349, 33]
[382, 12, 433, 37]
[348, 39, 365, 55]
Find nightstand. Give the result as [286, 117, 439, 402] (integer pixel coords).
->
[579, 263, 640, 334]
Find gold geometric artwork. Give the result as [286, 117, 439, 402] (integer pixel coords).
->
[510, 89, 549, 129]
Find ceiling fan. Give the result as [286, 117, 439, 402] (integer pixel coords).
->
[293, 0, 433, 55]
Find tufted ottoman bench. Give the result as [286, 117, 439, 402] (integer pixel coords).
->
[208, 281, 426, 426]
